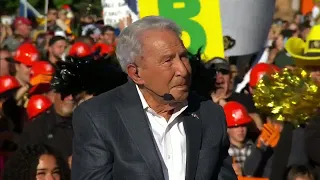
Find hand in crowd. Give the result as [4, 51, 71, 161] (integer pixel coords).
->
[211, 92, 228, 106]
[68, 155, 72, 169]
[257, 122, 280, 148]
[119, 15, 132, 31]
[232, 162, 243, 176]
[0, 24, 12, 44]
[14, 84, 30, 106]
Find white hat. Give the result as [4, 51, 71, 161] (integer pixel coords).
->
[54, 31, 66, 38]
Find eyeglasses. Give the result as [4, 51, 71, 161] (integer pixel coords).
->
[216, 69, 230, 75]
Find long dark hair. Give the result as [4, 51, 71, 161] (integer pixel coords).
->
[3, 144, 70, 180]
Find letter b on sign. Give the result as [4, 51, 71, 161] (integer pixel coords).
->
[158, 0, 206, 53]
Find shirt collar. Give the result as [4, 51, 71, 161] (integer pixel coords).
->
[136, 85, 149, 110]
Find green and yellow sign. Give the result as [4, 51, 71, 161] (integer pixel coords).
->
[138, 0, 224, 61]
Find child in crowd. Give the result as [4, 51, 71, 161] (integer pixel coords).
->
[287, 165, 316, 180]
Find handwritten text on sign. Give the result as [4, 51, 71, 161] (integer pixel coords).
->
[138, 0, 224, 60]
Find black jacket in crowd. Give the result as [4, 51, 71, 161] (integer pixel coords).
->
[19, 107, 73, 159]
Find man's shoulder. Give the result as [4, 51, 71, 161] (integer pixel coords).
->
[192, 93, 223, 112]
[189, 93, 225, 120]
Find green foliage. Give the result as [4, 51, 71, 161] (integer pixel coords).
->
[1, 0, 19, 14]
[0, 0, 102, 15]
[52, 0, 73, 8]
[28, 0, 41, 6]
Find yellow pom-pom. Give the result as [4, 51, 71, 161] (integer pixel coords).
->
[253, 68, 320, 127]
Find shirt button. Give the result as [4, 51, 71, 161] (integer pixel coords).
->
[168, 155, 171, 159]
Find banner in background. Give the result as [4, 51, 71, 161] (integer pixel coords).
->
[102, 0, 139, 28]
[138, 0, 224, 61]
[19, 0, 39, 18]
[301, 0, 314, 15]
[220, 0, 275, 56]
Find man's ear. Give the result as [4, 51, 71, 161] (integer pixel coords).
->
[48, 46, 52, 54]
[127, 64, 144, 85]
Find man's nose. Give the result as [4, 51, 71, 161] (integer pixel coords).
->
[174, 54, 189, 77]
[216, 72, 224, 79]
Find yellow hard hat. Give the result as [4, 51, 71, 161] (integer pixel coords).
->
[285, 25, 320, 66]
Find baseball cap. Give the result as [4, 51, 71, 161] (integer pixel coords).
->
[205, 57, 230, 71]
[13, 17, 32, 28]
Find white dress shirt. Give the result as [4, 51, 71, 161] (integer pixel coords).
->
[136, 85, 188, 180]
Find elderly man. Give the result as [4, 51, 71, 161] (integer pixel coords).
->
[71, 16, 236, 180]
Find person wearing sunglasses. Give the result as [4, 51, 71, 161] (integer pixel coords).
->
[206, 57, 263, 132]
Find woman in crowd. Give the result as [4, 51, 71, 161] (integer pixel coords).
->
[2, 143, 70, 180]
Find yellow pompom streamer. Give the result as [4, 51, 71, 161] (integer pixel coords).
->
[253, 68, 320, 126]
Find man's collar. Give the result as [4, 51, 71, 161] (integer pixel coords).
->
[136, 85, 149, 110]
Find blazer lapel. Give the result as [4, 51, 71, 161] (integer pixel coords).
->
[114, 81, 165, 180]
[184, 94, 202, 180]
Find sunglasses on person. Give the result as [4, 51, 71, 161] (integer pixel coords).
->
[216, 69, 230, 75]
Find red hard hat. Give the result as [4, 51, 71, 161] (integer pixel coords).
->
[14, 43, 40, 66]
[0, 75, 20, 95]
[27, 95, 52, 120]
[69, 42, 92, 57]
[30, 61, 55, 78]
[249, 63, 280, 87]
[93, 43, 114, 56]
[224, 101, 252, 127]
[29, 61, 55, 95]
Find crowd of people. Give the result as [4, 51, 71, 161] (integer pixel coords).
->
[1, 2, 320, 180]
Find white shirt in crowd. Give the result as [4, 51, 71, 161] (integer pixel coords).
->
[313, 6, 320, 19]
[136, 85, 188, 180]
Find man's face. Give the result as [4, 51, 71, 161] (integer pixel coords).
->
[289, 24, 299, 37]
[132, 29, 191, 102]
[304, 66, 320, 84]
[275, 35, 284, 50]
[294, 15, 302, 24]
[215, 69, 231, 94]
[48, 10, 58, 21]
[0, 50, 10, 76]
[53, 93, 76, 117]
[84, 17, 94, 24]
[49, 40, 67, 59]
[15, 63, 31, 84]
[301, 28, 311, 41]
[102, 30, 115, 44]
[228, 125, 247, 144]
[16, 24, 32, 38]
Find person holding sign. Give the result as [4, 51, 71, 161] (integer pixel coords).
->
[71, 16, 236, 180]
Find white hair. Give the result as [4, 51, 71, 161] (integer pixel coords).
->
[116, 16, 182, 72]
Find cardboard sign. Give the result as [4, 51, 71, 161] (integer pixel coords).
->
[102, 0, 139, 27]
[138, 0, 224, 61]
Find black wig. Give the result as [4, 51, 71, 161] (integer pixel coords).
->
[51, 55, 127, 99]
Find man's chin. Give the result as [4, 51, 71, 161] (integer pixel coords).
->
[172, 91, 189, 102]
